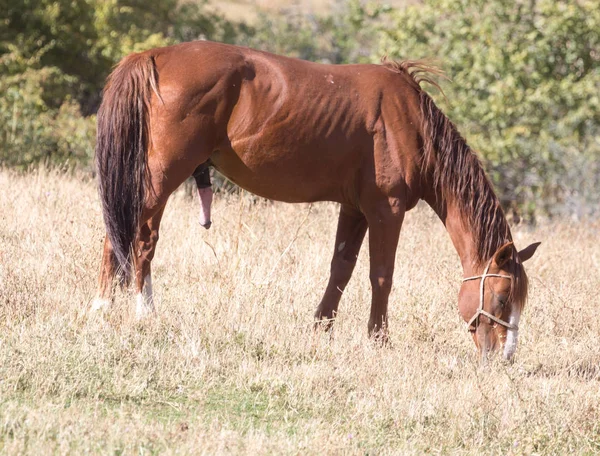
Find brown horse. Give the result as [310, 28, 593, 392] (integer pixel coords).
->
[93, 41, 539, 361]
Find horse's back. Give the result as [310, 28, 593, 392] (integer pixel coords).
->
[148, 41, 423, 204]
[151, 40, 419, 134]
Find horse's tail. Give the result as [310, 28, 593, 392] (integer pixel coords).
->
[95, 52, 160, 285]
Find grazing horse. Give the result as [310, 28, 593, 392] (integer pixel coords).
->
[93, 41, 539, 361]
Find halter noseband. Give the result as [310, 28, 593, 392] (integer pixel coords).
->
[462, 258, 517, 332]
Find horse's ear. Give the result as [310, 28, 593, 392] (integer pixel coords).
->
[518, 242, 541, 263]
[492, 242, 514, 268]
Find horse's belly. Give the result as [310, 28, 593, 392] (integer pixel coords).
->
[210, 143, 356, 203]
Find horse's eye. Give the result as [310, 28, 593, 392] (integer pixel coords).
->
[497, 296, 508, 308]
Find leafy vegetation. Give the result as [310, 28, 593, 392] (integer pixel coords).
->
[0, 0, 239, 166]
[238, 0, 388, 63]
[380, 0, 600, 218]
[1, 0, 597, 217]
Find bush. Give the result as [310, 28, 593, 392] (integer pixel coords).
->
[240, 0, 388, 63]
[0, 0, 239, 168]
[1, 0, 598, 218]
[379, 0, 600, 218]
[0, 50, 95, 167]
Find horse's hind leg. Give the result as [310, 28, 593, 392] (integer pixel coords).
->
[92, 235, 118, 311]
[314, 204, 368, 329]
[131, 134, 214, 318]
[134, 205, 166, 319]
[92, 204, 166, 317]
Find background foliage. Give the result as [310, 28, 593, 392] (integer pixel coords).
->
[0, 0, 240, 166]
[0, 0, 597, 218]
[380, 0, 600, 218]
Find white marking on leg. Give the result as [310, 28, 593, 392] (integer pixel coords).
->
[503, 307, 521, 360]
[135, 274, 154, 320]
[337, 241, 346, 252]
[91, 297, 111, 311]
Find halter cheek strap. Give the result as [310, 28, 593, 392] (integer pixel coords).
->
[462, 259, 517, 331]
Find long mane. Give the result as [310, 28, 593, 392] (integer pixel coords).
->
[382, 59, 528, 306]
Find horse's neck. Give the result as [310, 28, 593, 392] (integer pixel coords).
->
[426, 196, 482, 277]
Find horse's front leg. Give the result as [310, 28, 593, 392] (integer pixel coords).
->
[314, 204, 368, 329]
[134, 206, 166, 319]
[364, 200, 405, 339]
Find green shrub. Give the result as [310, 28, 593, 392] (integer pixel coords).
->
[0, 0, 239, 168]
[0, 46, 95, 167]
[379, 0, 600, 218]
[240, 0, 388, 63]
[1, 0, 598, 217]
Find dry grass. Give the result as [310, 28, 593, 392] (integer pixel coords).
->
[0, 167, 599, 454]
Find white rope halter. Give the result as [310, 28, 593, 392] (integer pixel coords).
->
[462, 258, 517, 331]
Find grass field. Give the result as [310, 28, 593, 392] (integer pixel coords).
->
[1, 168, 599, 454]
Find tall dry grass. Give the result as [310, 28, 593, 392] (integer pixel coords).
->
[0, 168, 599, 454]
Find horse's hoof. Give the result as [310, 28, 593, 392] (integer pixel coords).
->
[368, 327, 391, 347]
[313, 318, 335, 333]
[200, 220, 212, 229]
[135, 294, 155, 321]
[91, 297, 111, 312]
[135, 307, 155, 321]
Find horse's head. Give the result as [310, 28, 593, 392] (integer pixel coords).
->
[458, 241, 540, 364]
